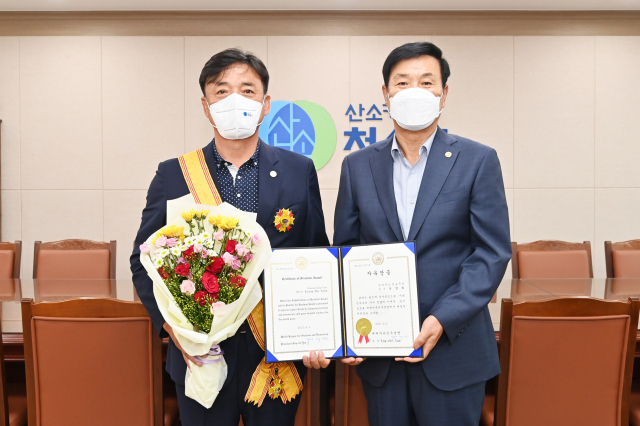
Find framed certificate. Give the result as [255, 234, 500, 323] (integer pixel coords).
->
[263, 242, 422, 362]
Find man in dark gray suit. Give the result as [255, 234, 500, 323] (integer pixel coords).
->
[333, 42, 511, 425]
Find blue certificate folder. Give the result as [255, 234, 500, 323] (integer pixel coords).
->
[263, 242, 423, 363]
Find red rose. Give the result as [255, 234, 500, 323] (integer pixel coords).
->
[174, 263, 190, 277]
[207, 257, 225, 274]
[202, 271, 220, 294]
[225, 240, 238, 254]
[230, 274, 247, 288]
[183, 245, 196, 260]
[193, 291, 207, 307]
[157, 267, 169, 280]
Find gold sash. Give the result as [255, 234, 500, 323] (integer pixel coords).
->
[178, 148, 303, 407]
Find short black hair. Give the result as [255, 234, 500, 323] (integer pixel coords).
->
[382, 42, 450, 89]
[199, 48, 269, 95]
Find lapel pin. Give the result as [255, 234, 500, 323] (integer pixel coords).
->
[270, 170, 277, 178]
[445, 152, 452, 158]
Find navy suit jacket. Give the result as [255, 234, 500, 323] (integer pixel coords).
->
[130, 139, 329, 385]
[333, 128, 511, 391]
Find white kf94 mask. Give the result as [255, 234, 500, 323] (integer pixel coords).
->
[208, 93, 264, 140]
[389, 88, 444, 131]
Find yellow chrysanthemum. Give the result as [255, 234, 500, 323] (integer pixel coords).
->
[151, 225, 186, 243]
[208, 215, 221, 227]
[181, 209, 195, 222]
[219, 216, 239, 230]
[208, 215, 239, 230]
[194, 209, 210, 220]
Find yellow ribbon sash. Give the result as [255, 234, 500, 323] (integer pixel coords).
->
[178, 148, 223, 206]
[178, 148, 303, 407]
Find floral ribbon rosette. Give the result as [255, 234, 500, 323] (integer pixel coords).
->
[140, 203, 271, 408]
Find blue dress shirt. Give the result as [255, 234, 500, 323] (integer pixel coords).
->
[391, 129, 437, 240]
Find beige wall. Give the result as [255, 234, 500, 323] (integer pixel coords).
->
[1, 35, 639, 286]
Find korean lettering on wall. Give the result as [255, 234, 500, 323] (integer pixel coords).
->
[343, 102, 394, 150]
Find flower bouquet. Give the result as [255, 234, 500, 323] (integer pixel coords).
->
[139, 203, 271, 408]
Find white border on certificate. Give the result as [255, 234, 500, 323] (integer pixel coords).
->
[341, 242, 421, 358]
[264, 247, 343, 362]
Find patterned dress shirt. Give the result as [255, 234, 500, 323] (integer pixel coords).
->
[212, 140, 260, 214]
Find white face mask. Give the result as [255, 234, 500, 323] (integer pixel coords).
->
[388, 87, 444, 131]
[208, 93, 264, 140]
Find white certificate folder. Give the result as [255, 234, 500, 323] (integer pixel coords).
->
[263, 242, 422, 362]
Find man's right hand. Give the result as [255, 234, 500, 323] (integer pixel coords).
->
[163, 322, 203, 369]
[340, 357, 366, 366]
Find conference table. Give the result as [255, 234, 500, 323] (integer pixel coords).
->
[333, 277, 640, 426]
[0, 278, 322, 426]
[2, 277, 640, 353]
[0, 278, 136, 361]
[2, 277, 640, 426]
[488, 277, 640, 331]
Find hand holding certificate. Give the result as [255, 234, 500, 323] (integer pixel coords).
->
[263, 242, 422, 362]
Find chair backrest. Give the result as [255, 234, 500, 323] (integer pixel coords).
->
[0, 301, 9, 426]
[333, 364, 370, 426]
[21, 298, 162, 426]
[33, 239, 116, 279]
[511, 240, 593, 279]
[605, 240, 640, 278]
[0, 241, 21, 279]
[495, 297, 640, 426]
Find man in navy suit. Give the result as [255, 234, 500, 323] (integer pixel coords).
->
[130, 48, 330, 426]
[333, 42, 511, 425]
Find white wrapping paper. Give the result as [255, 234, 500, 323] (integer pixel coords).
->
[140, 202, 271, 408]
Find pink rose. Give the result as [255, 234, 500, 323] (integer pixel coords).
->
[180, 280, 195, 295]
[222, 252, 237, 266]
[166, 237, 178, 247]
[231, 258, 242, 270]
[213, 230, 224, 241]
[155, 236, 167, 247]
[177, 256, 187, 264]
[250, 233, 261, 245]
[194, 243, 204, 253]
[139, 242, 151, 254]
[235, 244, 249, 256]
[210, 301, 226, 315]
[243, 253, 253, 263]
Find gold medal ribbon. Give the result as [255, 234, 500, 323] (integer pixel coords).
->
[245, 300, 303, 406]
[178, 148, 302, 406]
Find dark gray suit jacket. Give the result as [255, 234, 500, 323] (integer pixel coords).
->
[333, 128, 511, 391]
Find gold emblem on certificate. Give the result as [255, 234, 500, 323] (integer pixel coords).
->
[372, 252, 384, 265]
[295, 257, 308, 270]
[356, 318, 372, 344]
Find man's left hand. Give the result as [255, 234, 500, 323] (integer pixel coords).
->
[395, 315, 443, 363]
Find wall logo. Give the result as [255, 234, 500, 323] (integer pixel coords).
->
[259, 100, 336, 170]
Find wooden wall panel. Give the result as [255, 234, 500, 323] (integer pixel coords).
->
[0, 11, 640, 36]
